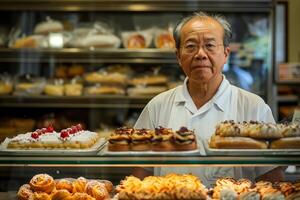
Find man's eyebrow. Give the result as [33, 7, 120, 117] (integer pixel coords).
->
[204, 38, 217, 42]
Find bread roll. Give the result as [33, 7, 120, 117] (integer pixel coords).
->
[29, 174, 55, 194]
[51, 189, 72, 200]
[72, 177, 88, 193]
[270, 137, 300, 149]
[209, 135, 268, 149]
[55, 179, 73, 192]
[17, 184, 33, 200]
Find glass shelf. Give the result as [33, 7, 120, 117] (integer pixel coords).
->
[1, 155, 300, 166]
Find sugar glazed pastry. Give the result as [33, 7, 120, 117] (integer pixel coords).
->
[130, 128, 153, 151]
[55, 178, 74, 192]
[210, 121, 300, 149]
[108, 126, 197, 151]
[173, 126, 197, 151]
[85, 180, 110, 200]
[116, 173, 207, 200]
[17, 184, 34, 200]
[108, 127, 133, 151]
[51, 189, 73, 200]
[29, 173, 55, 194]
[17, 174, 113, 200]
[151, 126, 174, 151]
[72, 176, 88, 193]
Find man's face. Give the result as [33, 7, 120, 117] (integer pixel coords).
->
[176, 17, 230, 84]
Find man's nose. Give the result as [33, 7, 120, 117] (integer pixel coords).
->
[194, 46, 208, 59]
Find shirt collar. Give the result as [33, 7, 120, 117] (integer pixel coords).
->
[174, 75, 231, 112]
[174, 77, 189, 104]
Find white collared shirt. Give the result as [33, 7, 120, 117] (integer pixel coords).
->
[134, 76, 275, 186]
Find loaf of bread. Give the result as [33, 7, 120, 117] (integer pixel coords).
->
[270, 137, 300, 149]
[209, 135, 268, 149]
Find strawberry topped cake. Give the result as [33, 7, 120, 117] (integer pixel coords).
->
[7, 124, 100, 149]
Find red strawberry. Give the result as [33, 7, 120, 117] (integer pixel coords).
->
[76, 124, 83, 131]
[60, 130, 69, 138]
[36, 129, 43, 135]
[46, 125, 54, 133]
[41, 128, 47, 134]
[71, 126, 78, 133]
[66, 128, 75, 134]
[31, 132, 39, 139]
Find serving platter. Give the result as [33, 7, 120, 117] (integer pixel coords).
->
[203, 140, 300, 156]
[0, 138, 106, 156]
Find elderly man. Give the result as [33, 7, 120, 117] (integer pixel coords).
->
[134, 11, 284, 186]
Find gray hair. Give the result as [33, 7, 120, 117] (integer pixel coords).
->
[173, 11, 232, 49]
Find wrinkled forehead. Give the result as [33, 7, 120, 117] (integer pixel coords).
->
[181, 17, 224, 42]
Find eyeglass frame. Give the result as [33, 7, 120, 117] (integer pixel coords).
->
[180, 42, 225, 54]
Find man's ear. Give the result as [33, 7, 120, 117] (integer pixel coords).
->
[175, 48, 182, 66]
[224, 46, 230, 60]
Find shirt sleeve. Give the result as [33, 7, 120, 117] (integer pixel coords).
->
[134, 105, 155, 129]
[260, 104, 275, 123]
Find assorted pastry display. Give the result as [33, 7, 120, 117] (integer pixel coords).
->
[6, 16, 176, 50]
[17, 174, 113, 200]
[108, 126, 197, 151]
[16, 173, 300, 200]
[116, 173, 207, 200]
[0, 65, 173, 97]
[7, 124, 101, 149]
[209, 177, 300, 200]
[209, 120, 300, 149]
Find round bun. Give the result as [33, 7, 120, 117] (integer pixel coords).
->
[152, 141, 174, 151]
[85, 180, 109, 200]
[17, 184, 33, 200]
[29, 173, 55, 194]
[51, 189, 72, 200]
[72, 177, 88, 193]
[108, 143, 130, 151]
[55, 179, 73, 192]
[131, 142, 151, 151]
[174, 141, 197, 151]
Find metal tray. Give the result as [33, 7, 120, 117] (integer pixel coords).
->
[0, 138, 106, 156]
[203, 140, 300, 156]
[99, 141, 205, 156]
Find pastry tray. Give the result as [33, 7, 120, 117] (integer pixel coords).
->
[0, 138, 106, 156]
[98, 141, 206, 156]
[203, 140, 300, 156]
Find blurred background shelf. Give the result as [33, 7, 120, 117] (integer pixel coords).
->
[0, 95, 152, 108]
[0, 48, 177, 64]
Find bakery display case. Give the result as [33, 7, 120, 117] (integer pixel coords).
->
[1, 1, 299, 199]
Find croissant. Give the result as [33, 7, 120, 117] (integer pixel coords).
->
[72, 177, 88, 193]
[85, 180, 109, 200]
[29, 192, 51, 200]
[56, 179, 73, 193]
[52, 189, 73, 200]
[72, 192, 96, 200]
[29, 174, 55, 194]
[17, 184, 33, 200]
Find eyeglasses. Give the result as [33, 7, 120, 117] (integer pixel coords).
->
[181, 42, 224, 54]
